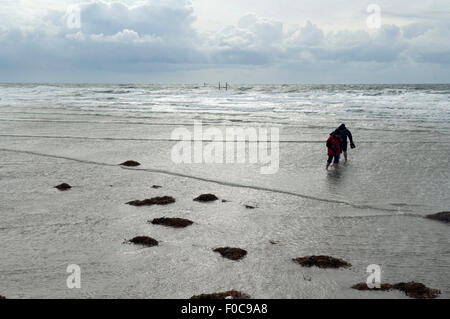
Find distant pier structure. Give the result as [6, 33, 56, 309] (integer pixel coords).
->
[203, 82, 229, 90]
[218, 82, 228, 91]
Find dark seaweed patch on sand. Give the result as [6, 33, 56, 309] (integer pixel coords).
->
[128, 236, 159, 247]
[293, 255, 351, 269]
[127, 196, 175, 206]
[150, 217, 193, 228]
[352, 283, 394, 291]
[194, 194, 219, 202]
[213, 247, 247, 261]
[191, 290, 250, 299]
[55, 183, 72, 191]
[352, 282, 440, 299]
[393, 282, 441, 299]
[119, 160, 141, 167]
[426, 211, 450, 223]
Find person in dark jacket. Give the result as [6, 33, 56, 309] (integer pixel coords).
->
[326, 130, 342, 170]
[335, 124, 356, 162]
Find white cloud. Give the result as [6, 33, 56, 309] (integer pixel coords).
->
[78, 0, 195, 38]
[0, 0, 449, 82]
[237, 13, 284, 45]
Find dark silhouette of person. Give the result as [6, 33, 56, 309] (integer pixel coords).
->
[335, 124, 356, 162]
[326, 130, 342, 170]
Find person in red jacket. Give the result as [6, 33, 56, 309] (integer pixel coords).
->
[326, 130, 342, 170]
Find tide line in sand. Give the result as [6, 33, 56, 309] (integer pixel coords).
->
[0, 134, 448, 144]
[0, 147, 407, 213]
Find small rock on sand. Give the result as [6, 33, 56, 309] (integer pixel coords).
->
[352, 282, 440, 299]
[150, 217, 193, 228]
[128, 236, 159, 247]
[426, 211, 450, 223]
[191, 290, 250, 299]
[119, 160, 141, 167]
[213, 247, 247, 261]
[127, 196, 175, 206]
[55, 183, 72, 191]
[293, 255, 351, 269]
[245, 205, 256, 209]
[194, 194, 219, 202]
[151, 185, 162, 189]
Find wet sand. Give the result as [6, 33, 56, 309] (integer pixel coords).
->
[0, 120, 448, 299]
[0, 84, 448, 299]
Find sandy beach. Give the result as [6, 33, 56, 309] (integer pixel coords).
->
[0, 84, 449, 299]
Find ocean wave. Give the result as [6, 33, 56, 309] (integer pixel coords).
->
[0, 84, 449, 124]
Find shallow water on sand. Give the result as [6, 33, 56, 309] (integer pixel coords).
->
[0, 84, 448, 298]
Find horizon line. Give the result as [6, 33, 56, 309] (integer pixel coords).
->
[1, 82, 449, 86]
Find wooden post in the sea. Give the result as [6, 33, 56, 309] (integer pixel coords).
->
[219, 82, 221, 90]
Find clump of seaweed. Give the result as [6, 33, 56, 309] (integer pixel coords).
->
[351, 283, 394, 291]
[194, 194, 219, 202]
[292, 255, 351, 269]
[351, 282, 441, 299]
[213, 247, 247, 261]
[119, 161, 141, 167]
[426, 211, 450, 223]
[393, 282, 441, 299]
[127, 196, 175, 206]
[55, 183, 72, 191]
[191, 290, 250, 299]
[128, 236, 159, 247]
[150, 217, 193, 228]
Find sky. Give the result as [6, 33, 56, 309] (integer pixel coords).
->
[0, 0, 449, 83]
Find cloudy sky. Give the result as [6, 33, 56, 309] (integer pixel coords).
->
[0, 0, 449, 83]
